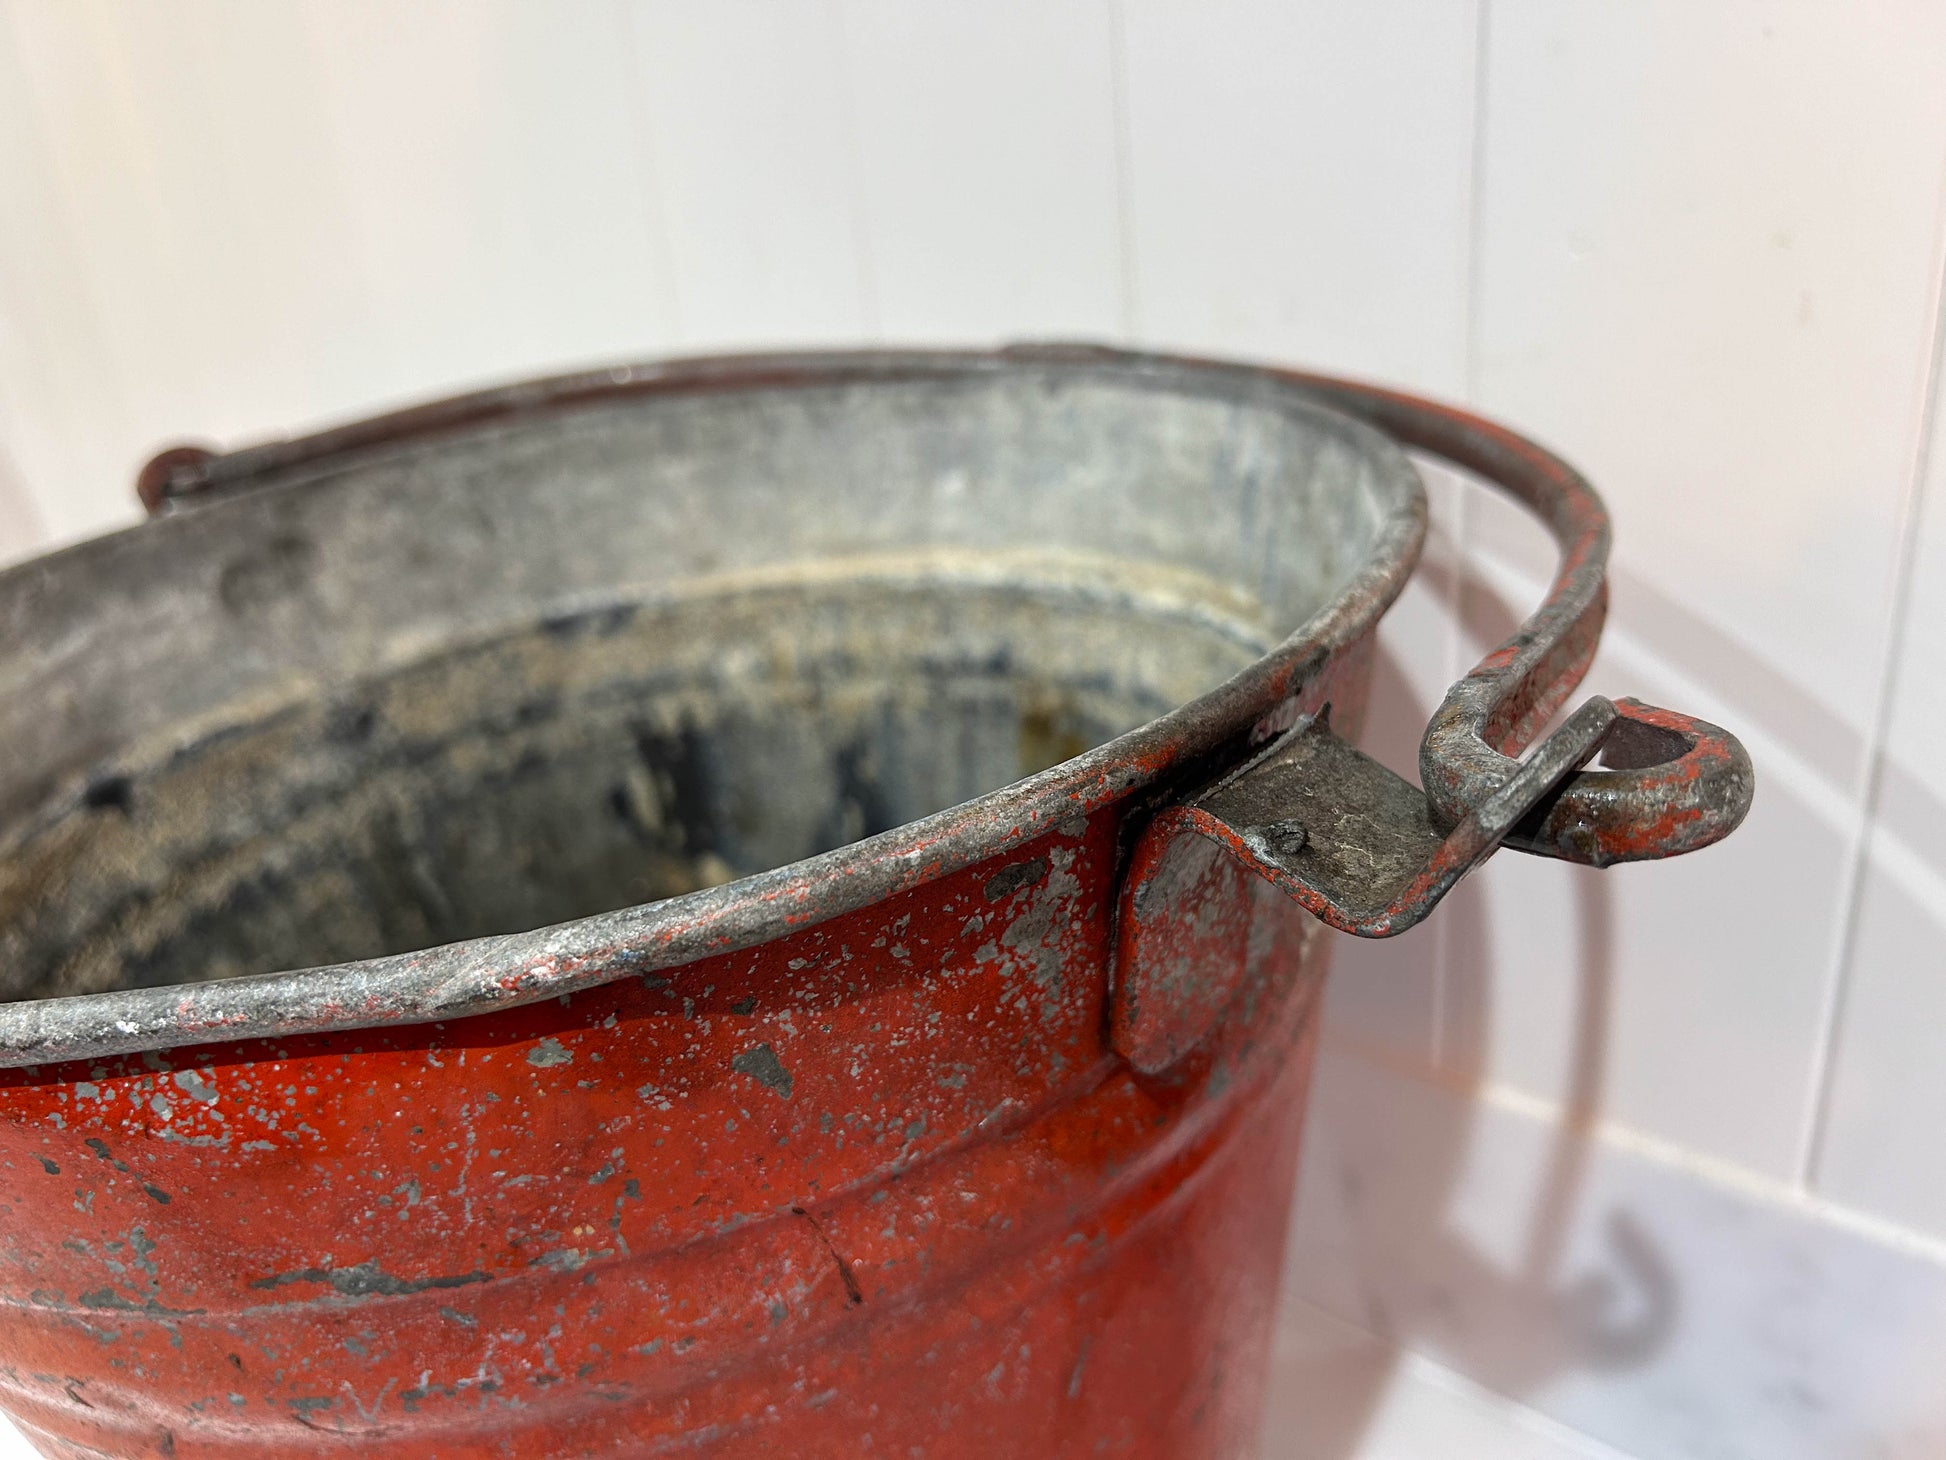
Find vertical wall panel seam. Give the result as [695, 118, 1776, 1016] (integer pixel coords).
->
[1105, 0, 1139, 339]
[1460, 0, 1491, 412]
[1797, 144, 1946, 1191]
[1435, 0, 1493, 1071]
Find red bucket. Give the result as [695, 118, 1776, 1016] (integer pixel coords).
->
[0, 348, 1750, 1457]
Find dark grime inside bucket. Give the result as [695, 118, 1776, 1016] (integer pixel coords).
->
[0, 357, 1416, 1010]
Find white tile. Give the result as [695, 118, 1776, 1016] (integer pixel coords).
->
[3, 1, 415, 535]
[292, 0, 680, 396]
[1474, 0, 1946, 786]
[1453, 0, 1946, 1187]
[148, 4, 401, 435]
[3, 2, 230, 450]
[840, 0, 1125, 340]
[1817, 832, 1946, 1237]
[1441, 0, 1946, 1178]
[0, 1, 154, 545]
[627, 0, 870, 347]
[1876, 351, 1946, 834]
[1288, 1043, 1946, 1460]
[1119, 0, 1479, 396]
[1816, 389, 1946, 1236]
[1436, 546, 1849, 1178]
[0, 0, 685, 547]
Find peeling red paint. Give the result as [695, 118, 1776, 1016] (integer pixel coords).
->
[0, 816, 1322, 1457]
[0, 346, 1750, 1457]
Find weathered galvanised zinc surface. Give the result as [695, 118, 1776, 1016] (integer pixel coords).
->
[0, 348, 1752, 1458]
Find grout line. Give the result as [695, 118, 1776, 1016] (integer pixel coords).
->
[1105, 0, 1140, 340]
[826, 0, 881, 341]
[1323, 1032, 1946, 1273]
[1391, 1347, 1644, 1460]
[1481, 1069, 1946, 1273]
[1461, 0, 1492, 409]
[1796, 158, 1946, 1192]
[1433, 0, 1493, 1073]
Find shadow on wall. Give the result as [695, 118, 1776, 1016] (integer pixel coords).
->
[1267, 558, 1680, 1457]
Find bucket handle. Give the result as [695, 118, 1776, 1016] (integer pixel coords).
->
[1112, 373, 1753, 1072]
[1290, 375, 1753, 869]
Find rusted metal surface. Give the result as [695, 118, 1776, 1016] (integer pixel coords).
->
[1270, 368, 1754, 868]
[0, 347, 1751, 1456]
[1, 349, 1426, 1068]
[0, 825, 1325, 1458]
[1109, 361, 1752, 1070]
[131, 446, 218, 517]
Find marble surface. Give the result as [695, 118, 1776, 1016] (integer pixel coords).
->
[1284, 1037, 1946, 1460]
[1263, 1301, 1632, 1460]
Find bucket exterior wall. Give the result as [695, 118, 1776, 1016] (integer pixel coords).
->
[0, 348, 1754, 1459]
[0, 661, 1364, 1458]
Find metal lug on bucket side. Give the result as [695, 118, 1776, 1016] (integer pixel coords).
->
[1114, 686, 1753, 1072]
[1108, 362, 1759, 1076]
[1110, 829, 1257, 1076]
[1113, 701, 1617, 1074]
[1205, 699, 1629, 935]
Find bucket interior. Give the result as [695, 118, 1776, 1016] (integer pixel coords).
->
[0, 362, 1414, 1005]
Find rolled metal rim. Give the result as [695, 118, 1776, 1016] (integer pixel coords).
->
[0, 347, 1432, 1070]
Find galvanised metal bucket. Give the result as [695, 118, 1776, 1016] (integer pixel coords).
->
[0, 348, 1751, 1458]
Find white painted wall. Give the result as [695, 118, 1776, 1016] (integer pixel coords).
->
[2, 4, 1944, 1457]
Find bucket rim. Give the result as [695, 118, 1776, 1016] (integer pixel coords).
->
[0, 345, 1428, 1071]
